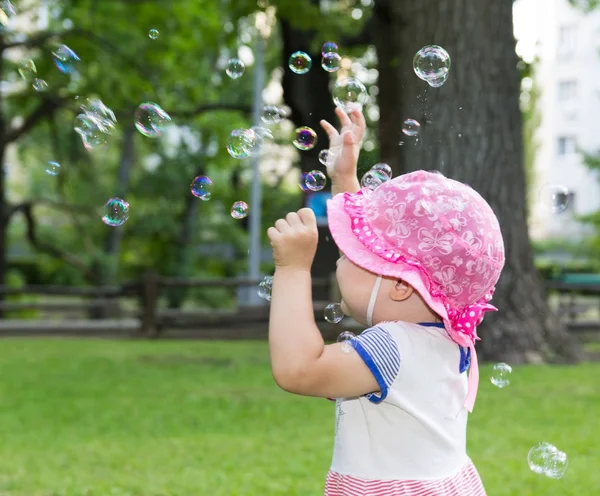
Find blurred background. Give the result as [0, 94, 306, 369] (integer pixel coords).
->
[0, 0, 598, 495]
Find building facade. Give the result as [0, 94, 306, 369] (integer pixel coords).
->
[519, 0, 600, 241]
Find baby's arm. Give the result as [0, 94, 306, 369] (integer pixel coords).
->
[320, 107, 365, 197]
[267, 208, 389, 399]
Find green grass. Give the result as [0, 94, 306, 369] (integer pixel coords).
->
[0, 339, 597, 495]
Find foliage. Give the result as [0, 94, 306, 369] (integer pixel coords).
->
[2, 0, 370, 297]
[0, 339, 597, 495]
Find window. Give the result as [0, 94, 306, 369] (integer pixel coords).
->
[558, 81, 577, 101]
[558, 25, 577, 55]
[557, 136, 576, 156]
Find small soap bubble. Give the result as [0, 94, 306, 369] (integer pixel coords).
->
[528, 442, 568, 479]
[490, 362, 512, 388]
[52, 44, 80, 74]
[227, 128, 256, 159]
[134, 102, 171, 138]
[361, 170, 390, 191]
[45, 161, 60, 176]
[319, 149, 334, 166]
[288, 51, 312, 75]
[148, 29, 159, 40]
[321, 41, 338, 55]
[293, 126, 317, 151]
[231, 201, 249, 219]
[102, 197, 130, 227]
[402, 118, 421, 137]
[190, 175, 213, 200]
[539, 184, 570, 214]
[413, 45, 451, 87]
[371, 163, 392, 177]
[332, 78, 368, 113]
[262, 105, 286, 125]
[325, 303, 344, 323]
[32, 78, 48, 92]
[337, 331, 355, 353]
[18, 59, 36, 81]
[226, 58, 245, 79]
[321, 53, 342, 73]
[258, 276, 273, 301]
[304, 170, 326, 191]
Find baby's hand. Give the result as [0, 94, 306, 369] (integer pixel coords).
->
[267, 208, 318, 271]
[320, 107, 366, 183]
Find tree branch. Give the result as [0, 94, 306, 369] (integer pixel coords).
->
[17, 202, 96, 282]
[3, 96, 67, 144]
[168, 103, 252, 118]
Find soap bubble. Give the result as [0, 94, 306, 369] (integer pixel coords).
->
[304, 170, 326, 191]
[258, 276, 273, 301]
[298, 172, 311, 192]
[231, 201, 249, 219]
[321, 41, 338, 55]
[134, 102, 171, 138]
[413, 45, 451, 87]
[361, 170, 390, 191]
[52, 44, 80, 74]
[332, 78, 368, 113]
[32, 79, 48, 92]
[45, 161, 60, 176]
[293, 126, 317, 151]
[371, 163, 392, 177]
[539, 184, 570, 214]
[490, 362, 512, 388]
[321, 53, 342, 73]
[227, 128, 256, 159]
[288, 51, 312, 75]
[148, 29, 159, 39]
[102, 197, 130, 227]
[190, 175, 213, 200]
[18, 59, 36, 81]
[528, 442, 568, 479]
[325, 303, 344, 323]
[319, 149, 334, 166]
[337, 331, 355, 354]
[80, 98, 117, 134]
[402, 118, 421, 137]
[262, 105, 285, 125]
[74, 113, 107, 151]
[0, 1, 16, 25]
[226, 58, 245, 79]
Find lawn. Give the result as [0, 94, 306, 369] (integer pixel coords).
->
[0, 339, 597, 496]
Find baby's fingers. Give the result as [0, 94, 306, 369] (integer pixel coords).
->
[320, 119, 339, 140]
[349, 108, 366, 132]
[335, 107, 353, 128]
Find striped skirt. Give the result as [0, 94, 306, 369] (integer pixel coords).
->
[324, 460, 486, 496]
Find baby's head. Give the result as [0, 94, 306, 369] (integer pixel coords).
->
[336, 255, 440, 326]
[327, 170, 505, 348]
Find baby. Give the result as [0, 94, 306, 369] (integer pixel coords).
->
[267, 108, 505, 495]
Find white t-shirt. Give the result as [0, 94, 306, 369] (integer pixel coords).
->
[330, 321, 474, 481]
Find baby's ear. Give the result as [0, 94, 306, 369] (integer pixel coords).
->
[389, 280, 414, 302]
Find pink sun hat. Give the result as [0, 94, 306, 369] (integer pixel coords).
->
[327, 170, 505, 412]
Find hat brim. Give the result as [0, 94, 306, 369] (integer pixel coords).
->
[327, 191, 451, 326]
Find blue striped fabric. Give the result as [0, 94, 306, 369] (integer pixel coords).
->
[351, 327, 401, 403]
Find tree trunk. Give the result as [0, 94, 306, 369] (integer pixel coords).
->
[280, 13, 340, 301]
[377, 0, 582, 363]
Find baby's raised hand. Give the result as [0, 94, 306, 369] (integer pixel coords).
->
[320, 107, 366, 183]
[267, 208, 319, 271]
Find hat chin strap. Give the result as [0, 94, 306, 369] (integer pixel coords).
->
[366, 275, 383, 327]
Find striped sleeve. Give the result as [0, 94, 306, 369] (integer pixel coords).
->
[351, 326, 400, 404]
